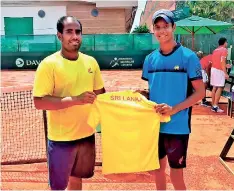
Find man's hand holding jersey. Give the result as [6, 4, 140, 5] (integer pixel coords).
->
[75, 91, 97, 105]
[154, 104, 178, 116]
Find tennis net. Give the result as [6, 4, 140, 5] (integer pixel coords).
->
[1, 88, 102, 165]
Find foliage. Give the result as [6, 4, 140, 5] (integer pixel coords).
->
[182, 1, 234, 22]
[132, 24, 151, 33]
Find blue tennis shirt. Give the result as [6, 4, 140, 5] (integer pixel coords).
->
[142, 43, 202, 134]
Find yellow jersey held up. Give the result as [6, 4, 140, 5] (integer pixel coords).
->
[88, 90, 170, 174]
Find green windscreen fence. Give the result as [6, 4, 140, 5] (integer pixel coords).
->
[2, 31, 234, 70]
[1, 35, 58, 52]
[180, 29, 234, 60]
[1, 33, 159, 52]
[1, 34, 160, 70]
[2, 31, 233, 56]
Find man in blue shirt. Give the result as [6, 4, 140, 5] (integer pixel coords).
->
[140, 9, 205, 190]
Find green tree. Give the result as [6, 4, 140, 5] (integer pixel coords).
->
[183, 1, 234, 22]
[132, 24, 150, 33]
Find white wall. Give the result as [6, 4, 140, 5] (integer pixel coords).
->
[1, 6, 66, 35]
[130, 0, 147, 33]
[96, 1, 138, 8]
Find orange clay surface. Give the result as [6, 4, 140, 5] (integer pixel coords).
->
[1, 70, 234, 190]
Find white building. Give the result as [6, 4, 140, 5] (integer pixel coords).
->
[1, 0, 138, 35]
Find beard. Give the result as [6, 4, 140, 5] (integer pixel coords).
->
[64, 43, 81, 53]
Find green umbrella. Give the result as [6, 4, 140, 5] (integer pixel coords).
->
[175, 15, 233, 50]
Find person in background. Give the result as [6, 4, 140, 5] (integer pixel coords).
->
[210, 37, 229, 113]
[196, 51, 212, 107]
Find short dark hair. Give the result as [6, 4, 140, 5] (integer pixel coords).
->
[218, 37, 227, 46]
[57, 16, 82, 34]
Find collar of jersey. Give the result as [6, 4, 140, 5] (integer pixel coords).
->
[159, 42, 181, 56]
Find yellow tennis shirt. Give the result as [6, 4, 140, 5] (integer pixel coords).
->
[87, 90, 170, 174]
[33, 51, 104, 141]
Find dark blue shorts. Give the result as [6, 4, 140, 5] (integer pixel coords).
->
[48, 134, 95, 190]
[159, 133, 189, 169]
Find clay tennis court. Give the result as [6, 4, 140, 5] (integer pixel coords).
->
[1, 70, 234, 190]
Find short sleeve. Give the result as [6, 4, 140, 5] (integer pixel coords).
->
[221, 49, 228, 62]
[33, 60, 54, 97]
[142, 56, 149, 81]
[87, 100, 101, 130]
[93, 58, 104, 90]
[222, 49, 228, 57]
[187, 53, 203, 81]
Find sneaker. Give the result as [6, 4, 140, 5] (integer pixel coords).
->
[211, 106, 224, 113]
[201, 100, 211, 107]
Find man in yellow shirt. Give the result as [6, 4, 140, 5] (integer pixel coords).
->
[33, 16, 105, 190]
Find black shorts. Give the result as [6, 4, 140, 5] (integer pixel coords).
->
[48, 134, 95, 190]
[159, 133, 189, 169]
